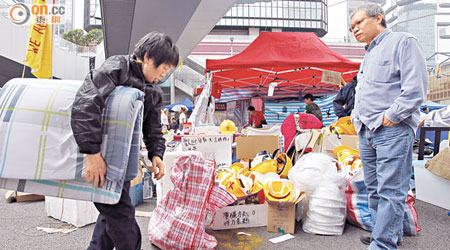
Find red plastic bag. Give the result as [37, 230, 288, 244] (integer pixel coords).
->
[148, 155, 235, 249]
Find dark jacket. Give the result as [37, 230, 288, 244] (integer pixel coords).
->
[333, 75, 358, 118]
[71, 55, 166, 160]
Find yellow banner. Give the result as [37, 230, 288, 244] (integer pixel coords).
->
[25, 0, 52, 79]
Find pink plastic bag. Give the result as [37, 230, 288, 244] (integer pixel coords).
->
[148, 155, 236, 249]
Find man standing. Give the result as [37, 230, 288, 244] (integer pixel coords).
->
[161, 108, 170, 131]
[178, 106, 187, 130]
[333, 75, 358, 118]
[303, 93, 323, 122]
[243, 106, 267, 128]
[350, 4, 427, 250]
[71, 32, 179, 250]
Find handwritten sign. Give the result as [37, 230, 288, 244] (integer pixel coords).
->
[215, 103, 227, 111]
[182, 134, 232, 169]
[211, 203, 268, 230]
[321, 70, 341, 85]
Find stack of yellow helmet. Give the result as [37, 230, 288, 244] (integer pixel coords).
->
[263, 179, 295, 202]
[329, 116, 356, 135]
[219, 119, 237, 134]
[217, 162, 264, 198]
[251, 152, 293, 178]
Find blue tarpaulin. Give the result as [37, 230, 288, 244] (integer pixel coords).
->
[421, 101, 447, 112]
[265, 95, 337, 126]
[164, 97, 193, 112]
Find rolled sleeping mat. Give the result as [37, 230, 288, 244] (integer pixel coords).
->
[0, 78, 144, 204]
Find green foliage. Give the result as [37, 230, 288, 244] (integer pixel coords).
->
[62, 29, 84, 45]
[81, 29, 104, 46]
[62, 28, 103, 46]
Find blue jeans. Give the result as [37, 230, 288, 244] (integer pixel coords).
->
[359, 123, 414, 250]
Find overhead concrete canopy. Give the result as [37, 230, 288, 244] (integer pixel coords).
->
[101, 0, 237, 59]
[0, 56, 35, 87]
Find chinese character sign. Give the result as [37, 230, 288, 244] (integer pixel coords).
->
[182, 134, 232, 169]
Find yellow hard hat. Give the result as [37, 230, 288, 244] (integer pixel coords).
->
[230, 162, 245, 173]
[264, 179, 294, 202]
[251, 159, 277, 174]
[224, 175, 253, 198]
[333, 145, 362, 179]
[217, 169, 235, 185]
[333, 145, 359, 162]
[275, 152, 293, 178]
[252, 179, 264, 194]
[330, 116, 357, 135]
[219, 119, 237, 134]
[330, 125, 344, 135]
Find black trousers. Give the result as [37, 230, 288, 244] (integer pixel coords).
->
[87, 181, 142, 250]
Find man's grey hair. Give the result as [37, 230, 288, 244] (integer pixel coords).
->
[351, 3, 387, 28]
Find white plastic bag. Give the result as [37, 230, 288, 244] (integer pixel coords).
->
[288, 153, 341, 194]
[288, 153, 347, 235]
[302, 183, 347, 235]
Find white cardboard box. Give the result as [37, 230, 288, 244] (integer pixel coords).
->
[211, 203, 268, 230]
[157, 151, 202, 204]
[414, 160, 450, 210]
[45, 197, 99, 227]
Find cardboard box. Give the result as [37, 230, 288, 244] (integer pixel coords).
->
[16, 192, 45, 202]
[194, 126, 220, 135]
[131, 164, 143, 186]
[211, 203, 268, 230]
[236, 135, 279, 160]
[295, 129, 322, 151]
[129, 183, 143, 207]
[130, 165, 143, 207]
[267, 193, 306, 234]
[320, 134, 359, 153]
[340, 135, 359, 149]
[414, 159, 450, 210]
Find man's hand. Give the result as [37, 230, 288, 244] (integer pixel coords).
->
[152, 156, 165, 180]
[85, 152, 106, 189]
[383, 115, 399, 127]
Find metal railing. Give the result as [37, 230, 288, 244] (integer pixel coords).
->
[53, 35, 98, 57]
[418, 126, 450, 160]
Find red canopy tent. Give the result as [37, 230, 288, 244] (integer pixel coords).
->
[206, 32, 360, 101]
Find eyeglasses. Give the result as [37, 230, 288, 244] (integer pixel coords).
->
[349, 16, 373, 33]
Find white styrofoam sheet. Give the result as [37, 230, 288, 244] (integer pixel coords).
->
[414, 160, 450, 210]
[45, 197, 99, 227]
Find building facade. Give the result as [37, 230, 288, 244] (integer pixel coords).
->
[214, 0, 329, 37]
[381, 0, 450, 103]
[325, 0, 450, 103]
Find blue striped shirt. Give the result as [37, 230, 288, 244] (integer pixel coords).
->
[352, 29, 428, 133]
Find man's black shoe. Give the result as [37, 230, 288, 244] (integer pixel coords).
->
[360, 233, 402, 246]
[360, 233, 371, 245]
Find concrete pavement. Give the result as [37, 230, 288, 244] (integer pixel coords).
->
[1, 189, 449, 250]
